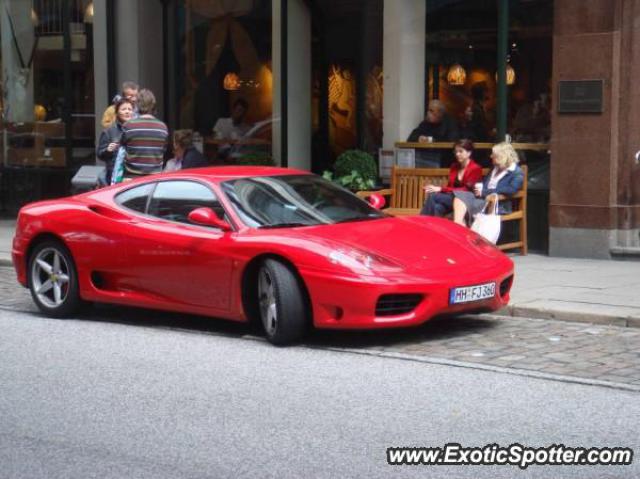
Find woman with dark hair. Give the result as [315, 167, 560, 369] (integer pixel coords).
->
[420, 138, 483, 217]
[96, 98, 134, 185]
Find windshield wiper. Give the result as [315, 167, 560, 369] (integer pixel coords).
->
[258, 222, 313, 229]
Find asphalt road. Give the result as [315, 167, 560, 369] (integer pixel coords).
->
[1, 307, 638, 479]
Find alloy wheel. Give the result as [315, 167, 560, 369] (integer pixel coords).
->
[31, 247, 71, 309]
[258, 267, 278, 336]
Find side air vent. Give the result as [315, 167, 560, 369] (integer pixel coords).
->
[375, 294, 423, 316]
[500, 275, 514, 297]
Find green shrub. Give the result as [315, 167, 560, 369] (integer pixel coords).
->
[322, 149, 378, 191]
[333, 149, 377, 183]
[322, 170, 375, 192]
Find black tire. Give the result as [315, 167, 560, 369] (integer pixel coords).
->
[28, 240, 81, 318]
[257, 259, 309, 345]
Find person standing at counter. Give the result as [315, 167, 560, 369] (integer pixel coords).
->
[407, 99, 458, 167]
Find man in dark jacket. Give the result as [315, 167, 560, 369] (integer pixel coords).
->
[407, 99, 459, 167]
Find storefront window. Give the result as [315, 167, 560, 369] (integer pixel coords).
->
[173, 0, 273, 166]
[507, 1, 552, 144]
[311, 0, 383, 170]
[425, 0, 552, 149]
[1, 0, 95, 214]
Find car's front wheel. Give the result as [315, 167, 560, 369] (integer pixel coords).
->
[28, 240, 80, 318]
[258, 259, 309, 345]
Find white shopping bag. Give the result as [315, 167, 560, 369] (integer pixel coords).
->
[471, 194, 501, 244]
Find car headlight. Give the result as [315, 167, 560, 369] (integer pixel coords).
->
[328, 248, 403, 273]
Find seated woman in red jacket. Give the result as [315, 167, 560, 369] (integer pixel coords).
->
[420, 138, 483, 217]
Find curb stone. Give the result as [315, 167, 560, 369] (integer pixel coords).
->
[489, 304, 640, 329]
[323, 347, 640, 393]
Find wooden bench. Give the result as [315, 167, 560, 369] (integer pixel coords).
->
[357, 165, 528, 255]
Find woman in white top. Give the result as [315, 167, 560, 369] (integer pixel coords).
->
[451, 142, 525, 226]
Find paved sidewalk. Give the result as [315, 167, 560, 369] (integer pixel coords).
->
[504, 255, 640, 327]
[1, 218, 640, 327]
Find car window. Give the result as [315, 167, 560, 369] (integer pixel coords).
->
[115, 183, 154, 213]
[148, 180, 225, 225]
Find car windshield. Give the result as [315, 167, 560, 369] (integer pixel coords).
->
[221, 174, 385, 228]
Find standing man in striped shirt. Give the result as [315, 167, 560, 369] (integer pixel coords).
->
[121, 89, 168, 178]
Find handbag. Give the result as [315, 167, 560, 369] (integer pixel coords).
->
[471, 194, 501, 244]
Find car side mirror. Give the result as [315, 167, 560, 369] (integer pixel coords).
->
[367, 193, 386, 210]
[188, 207, 232, 231]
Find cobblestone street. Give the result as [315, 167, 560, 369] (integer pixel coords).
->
[2, 265, 639, 390]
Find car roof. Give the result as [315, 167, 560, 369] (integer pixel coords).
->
[75, 166, 314, 203]
[165, 165, 311, 181]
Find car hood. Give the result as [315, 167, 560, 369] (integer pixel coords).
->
[291, 216, 507, 273]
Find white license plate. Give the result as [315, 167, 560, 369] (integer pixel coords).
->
[449, 282, 496, 304]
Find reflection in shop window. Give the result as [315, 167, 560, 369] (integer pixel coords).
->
[1, 0, 95, 213]
[310, 0, 383, 169]
[425, 0, 552, 148]
[175, 0, 273, 166]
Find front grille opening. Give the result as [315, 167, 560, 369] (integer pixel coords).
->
[500, 275, 514, 297]
[376, 294, 423, 316]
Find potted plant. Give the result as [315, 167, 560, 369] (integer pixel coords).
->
[323, 149, 378, 191]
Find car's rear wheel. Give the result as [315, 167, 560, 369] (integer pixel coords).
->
[28, 241, 80, 318]
[258, 259, 308, 345]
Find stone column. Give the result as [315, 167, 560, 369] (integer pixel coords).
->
[550, 0, 640, 258]
[93, 0, 108, 144]
[286, 0, 311, 170]
[271, 0, 282, 165]
[272, 0, 312, 170]
[382, 0, 425, 149]
[114, 0, 164, 116]
[0, 0, 35, 122]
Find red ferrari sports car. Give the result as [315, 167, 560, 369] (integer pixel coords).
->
[12, 166, 513, 345]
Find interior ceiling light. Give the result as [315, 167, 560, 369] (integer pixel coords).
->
[223, 72, 241, 91]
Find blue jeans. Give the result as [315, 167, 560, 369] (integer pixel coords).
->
[421, 192, 454, 217]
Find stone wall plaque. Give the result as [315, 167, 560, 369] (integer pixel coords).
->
[558, 80, 604, 113]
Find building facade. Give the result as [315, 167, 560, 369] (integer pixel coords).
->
[1, 0, 638, 259]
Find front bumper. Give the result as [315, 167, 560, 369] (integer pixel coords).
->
[301, 265, 513, 330]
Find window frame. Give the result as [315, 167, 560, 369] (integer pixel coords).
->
[114, 178, 234, 231]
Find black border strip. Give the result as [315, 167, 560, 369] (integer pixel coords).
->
[106, 0, 116, 101]
[280, 0, 288, 167]
[162, 0, 170, 125]
[63, 0, 72, 165]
